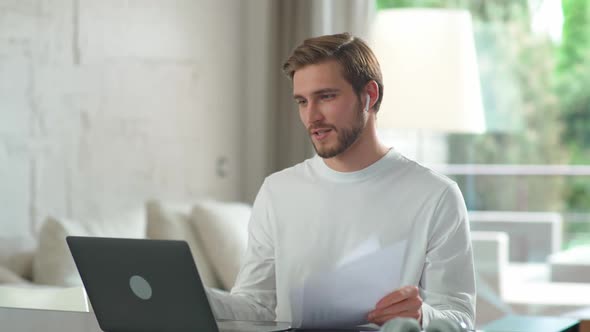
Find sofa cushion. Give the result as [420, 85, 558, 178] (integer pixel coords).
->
[33, 211, 145, 286]
[0, 266, 28, 284]
[191, 201, 251, 290]
[4, 252, 34, 281]
[146, 200, 220, 288]
[0, 236, 36, 280]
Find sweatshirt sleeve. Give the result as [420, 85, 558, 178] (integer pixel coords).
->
[206, 181, 277, 321]
[420, 183, 476, 329]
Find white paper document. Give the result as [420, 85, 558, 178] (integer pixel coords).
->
[291, 239, 408, 329]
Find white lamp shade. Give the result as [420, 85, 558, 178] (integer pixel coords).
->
[371, 9, 486, 133]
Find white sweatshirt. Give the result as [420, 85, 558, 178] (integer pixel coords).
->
[207, 149, 476, 328]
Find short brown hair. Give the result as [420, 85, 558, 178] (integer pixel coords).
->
[283, 32, 384, 112]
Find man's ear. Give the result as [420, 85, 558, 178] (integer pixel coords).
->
[364, 80, 379, 112]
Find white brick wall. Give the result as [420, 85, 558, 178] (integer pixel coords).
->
[0, 0, 245, 236]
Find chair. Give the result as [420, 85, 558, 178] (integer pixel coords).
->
[469, 211, 562, 263]
[471, 231, 514, 326]
[471, 226, 590, 324]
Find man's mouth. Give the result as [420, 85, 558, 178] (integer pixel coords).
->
[311, 128, 333, 141]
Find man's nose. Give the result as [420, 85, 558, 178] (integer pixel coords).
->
[305, 101, 324, 124]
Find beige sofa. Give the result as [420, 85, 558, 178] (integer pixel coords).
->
[0, 200, 252, 305]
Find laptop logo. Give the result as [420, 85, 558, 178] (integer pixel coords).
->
[129, 275, 152, 300]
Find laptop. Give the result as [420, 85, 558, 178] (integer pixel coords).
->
[66, 236, 291, 332]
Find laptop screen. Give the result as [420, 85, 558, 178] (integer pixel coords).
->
[67, 236, 219, 332]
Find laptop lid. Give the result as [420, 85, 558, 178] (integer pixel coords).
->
[67, 236, 219, 332]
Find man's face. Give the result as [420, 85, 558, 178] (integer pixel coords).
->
[292, 60, 366, 159]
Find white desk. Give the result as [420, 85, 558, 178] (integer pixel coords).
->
[0, 306, 102, 332]
[0, 306, 369, 332]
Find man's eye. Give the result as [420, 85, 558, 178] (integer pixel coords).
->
[296, 99, 307, 106]
[320, 94, 335, 100]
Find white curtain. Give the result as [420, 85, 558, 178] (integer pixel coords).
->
[240, 0, 375, 202]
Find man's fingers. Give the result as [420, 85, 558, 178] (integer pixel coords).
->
[369, 286, 423, 326]
[369, 296, 422, 320]
[376, 285, 419, 309]
[370, 309, 421, 326]
[375, 291, 402, 309]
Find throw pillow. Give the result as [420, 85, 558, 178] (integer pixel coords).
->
[0, 236, 36, 280]
[146, 200, 220, 288]
[190, 201, 251, 290]
[0, 266, 27, 284]
[33, 210, 146, 286]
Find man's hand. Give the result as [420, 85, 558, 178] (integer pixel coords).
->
[367, 285, 423, 326]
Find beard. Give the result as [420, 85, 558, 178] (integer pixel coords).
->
[310, 101, 365, 159]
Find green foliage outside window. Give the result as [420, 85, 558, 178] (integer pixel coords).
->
[556, 0, 590, 246]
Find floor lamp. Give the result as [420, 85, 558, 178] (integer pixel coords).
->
[371, 9, 486, 162]
[372, 8, 497, 320]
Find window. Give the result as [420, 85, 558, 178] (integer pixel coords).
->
[373, 0, 590, 326]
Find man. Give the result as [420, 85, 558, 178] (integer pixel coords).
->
[206, 33, 476, 329]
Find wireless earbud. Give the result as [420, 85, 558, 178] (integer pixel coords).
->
[364, 94, 371, 112]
